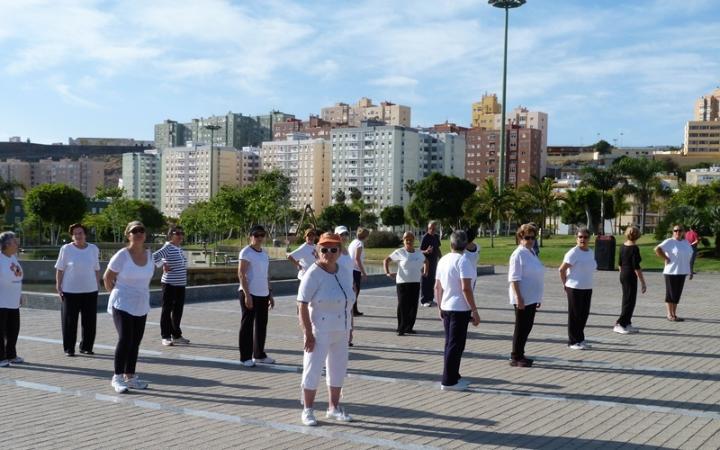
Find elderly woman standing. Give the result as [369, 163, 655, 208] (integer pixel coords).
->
[615, 225, 646, 334]
[559, 227, 597, 350]
[153, 226, 189, 347]
[0, 232, 23, 368]
[104, 221, 154, 393]
[348, 227, 370, 317]
[383, 231, 428, 336]
[508, 224, 544, 367]
[298, 232, 354, 426]
[655, 224, 693, 322]
[287, 228, 317, 280]
[238, 225, 275, 367]
[436, 230, 480, 391]
[55, 223, 100, 357]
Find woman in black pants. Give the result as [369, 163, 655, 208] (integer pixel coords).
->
[383, 232, 428, 335]
[559, 227, 597, 350]
[614, 226, 646, 334]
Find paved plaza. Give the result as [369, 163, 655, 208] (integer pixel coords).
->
[2, 267, 720, 449]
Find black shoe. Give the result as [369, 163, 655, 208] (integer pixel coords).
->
[65, 351, 75, 357]
[509, 359, 530, 367]
[405, 330, 417, 335]
[397, 332, 405, 336]
[353, 311, 364, 317]
[348, 342, 354, 347]
[79, 349, 94, 355]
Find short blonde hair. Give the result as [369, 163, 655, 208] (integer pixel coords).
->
[516, 223, 537, 241]
[625, 225, 641, 241]
[402, 231, 415, 241]
[356, 227, 370, 239]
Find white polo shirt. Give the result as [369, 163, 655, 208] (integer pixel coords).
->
[298, 263, 355, 333]
[389, 248, 425, 284]
[436, 252, 476, 311]
[55, 243, 100, 293]
[562, 246, 597, 290]
[658, 238, 692, 275]
[288, 243, 316, 280]
[508, 246, 544, 305]
[0, 253, 23, 309]
[238, 245, 270, 296]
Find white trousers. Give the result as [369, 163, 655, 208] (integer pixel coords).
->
[301, 330, 350, 390]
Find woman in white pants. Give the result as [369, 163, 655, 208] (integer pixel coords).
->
[298, 232, 355, 426]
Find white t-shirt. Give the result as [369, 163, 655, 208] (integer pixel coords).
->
[55, 243, 100, 293]
[436, 252, 476, 311]
[658, 238, 693, 275]
[106, 249, 154, 317]
[462, 244, 480, 289]
[562, 246, 597, 290]
[0, 253, 23, 309]
[337, 252, 354, 287]
[238, 245, 270, 296]
[348, 239, 365, 272]
[288, 243, 316, 280]
[508, 246, 544, 305]
[389, 247, 425, 284]
[297, 263, 355, 333]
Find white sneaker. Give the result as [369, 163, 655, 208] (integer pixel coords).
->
[613, 324, 630, 334]
[580, 341, 592, 349]
[125, 376, 148, 390]
[627, 325, 640, 334]
[568, 343, 585, 350]
[326, 406, 352, 422]
[301, 408, 318, 426]
[253, 356, 275, 364]
[173, 336, 190, 345]
[0, 360, 9, 367]
[9, 356, 24, 364]
[241, 360, 256, 368]
[111, 375, 128, 394]
[441, 379, 470, 391]
[161, 339, 173, 346]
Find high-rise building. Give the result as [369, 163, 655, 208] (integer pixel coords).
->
[417, 129, 466, 179]
[122, 150, 162, 210]
[321, 98, 411, 127]
[69, 137, 154, 147]
[261, 133, 331, 213]
[695, 88, 720, 121]
[471, 94, 501, 129]
[685, 88, 720, 155]
[161, 145, 259, 217]
[465, 126, 543, 189]
[0, 159, 31, 196]
[272, 116, 334, 141]
[0, 157, 105, 197]
[500, 107, 549, 175]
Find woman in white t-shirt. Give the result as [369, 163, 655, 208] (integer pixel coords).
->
[559, 227, 597, 350]
[287, 228, 317, 280]
[298, 232, 355, 426]
[55, 223, 100, 357]
[508, 224, 544, 368]
[103, 221, 155, 393]
[655, 224, 693, 322]
[0, 232, 24, 368]
[383, 231, 428, 336]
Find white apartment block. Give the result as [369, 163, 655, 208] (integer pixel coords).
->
[331, 125, 423, 216]
[239, 147, 261, 186]
[33, 158, 105, 197]
[686, 166, 720, 185]
[322, 97, 411, 127]
[161, 145, 258, 218]
[0, 159, 31, 196]
[122, 150, 162, 210]
[260, 134, 331, 214]
[420, 132, 466, 179]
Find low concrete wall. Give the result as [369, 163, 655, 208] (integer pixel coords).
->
[20, 265, 494, 312]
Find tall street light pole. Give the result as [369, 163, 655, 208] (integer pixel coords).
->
[204, 124, 221, 197]
[489, 0, 525, 193]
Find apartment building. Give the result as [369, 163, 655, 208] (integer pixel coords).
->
[684, 88, 720, 155]
[122, 150, 162, 210]
[0, 159, 31, 196]
[686, 166, 720, 185]
[471, 93, 501, 129]
[695, 88, 720, 121]
[272, 116, 334, 141]
[33, 158, 105, 197]
[321, 98, 411, 127]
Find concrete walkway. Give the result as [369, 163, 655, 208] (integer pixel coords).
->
[2, 268, 720, 449]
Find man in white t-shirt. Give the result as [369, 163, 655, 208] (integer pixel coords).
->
[435, 230, 480, 391]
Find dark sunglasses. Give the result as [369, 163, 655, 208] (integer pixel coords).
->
[320, 247, 339, 254]
[523, 235, 536, 240]
[252, 233, 266, 238]
[673, 229, 682, 232]
[130, 228, 145, 234]
[577, 235, 589, 239]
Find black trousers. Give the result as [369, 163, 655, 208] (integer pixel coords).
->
[396, 282, 420, 333]
[239, 291, 270, 362]
[112, 307, 147, 375]
[511, 304, 537, 360]
[352, 270, 362, 314]
[566, 288, 592, 346]
[690, 246, 698, 273]
[420, 259, 438, 305]
[441, 310, 471, 386]
[664, 274, 686, 304]
[160, 284, 186, 339]
[61, 291, 97, 353]
[0, 308, 20, 361]
[617, 271, 637, 327]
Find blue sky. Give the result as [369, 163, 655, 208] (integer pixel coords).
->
[0, 0, 718, 147]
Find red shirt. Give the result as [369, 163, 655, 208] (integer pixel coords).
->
[685, 230, 699, 246]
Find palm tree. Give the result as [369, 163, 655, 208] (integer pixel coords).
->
[611, 188, 632, 234]
[581, 167, 619, 235]
[615, 158, 666, 233]
[404, 179, 416, 202]
[475, 178, 509, 248]
[521, 176, 559, 246]
[0, 177, 25, 223]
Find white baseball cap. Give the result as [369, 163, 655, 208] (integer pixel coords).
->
[334, 225, 349, 235]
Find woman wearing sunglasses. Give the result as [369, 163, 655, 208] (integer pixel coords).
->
[298, 232, 355, 426]
[152, 226, 189, 346]
[655, 224, 693, 322]
[559, 227, 597, 350]
[103, 221, 155, 393]
[508, 223, 544, 367]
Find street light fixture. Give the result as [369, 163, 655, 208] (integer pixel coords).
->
[204, 124, 222, 197]
[489, 0, 525, 193]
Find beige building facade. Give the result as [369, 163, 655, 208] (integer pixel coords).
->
[684, 88, 720, 155]
[261, 134, 331, 214]
[321, 98, 411, 127]
[471, 94, 501, 129]
[686, 166, 720, 185]
[695, 88, 720, 121]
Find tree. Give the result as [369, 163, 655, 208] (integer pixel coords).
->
[0, 176, 25, 223]
[520, 176, 559, 246]
[348, 187, 362, 202]
[614, 157, 666, 233]
[560, 187, 601, 231]
[594, 139, 613, 155]
[333, 189, 347, 204]
[242, 170, 291, 234]
[406, 173, 475, 229]
[100, 198, 165, 242]
[404, 179, 417, 201]
[317, 203, 360, 231]
[94, 186, 125, 201]
[209, 185, 246, 240]
[24, 184, 87, 245]
[380, 205, 406, 231]
[464, 178, 509, 248]
[581, 167, 619, 235]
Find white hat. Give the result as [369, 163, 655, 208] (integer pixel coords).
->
[334, 225, 349, 235]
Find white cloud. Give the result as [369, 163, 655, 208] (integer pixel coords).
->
[370, 76, 419, 88]
[52, 82, 99, 109]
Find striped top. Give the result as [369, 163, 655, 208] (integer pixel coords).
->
[152, 242, 187, 286]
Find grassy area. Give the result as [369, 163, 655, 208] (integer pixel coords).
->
[363, 234, 720, 272]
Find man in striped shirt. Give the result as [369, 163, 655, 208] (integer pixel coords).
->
[153, 226, 189, 346]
